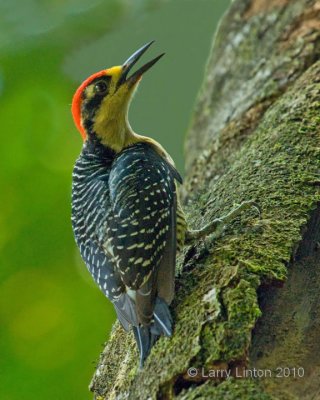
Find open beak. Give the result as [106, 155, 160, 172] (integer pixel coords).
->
[119, 41, 164, 86]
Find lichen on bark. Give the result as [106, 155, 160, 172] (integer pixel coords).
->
[90, 1, 320, 399]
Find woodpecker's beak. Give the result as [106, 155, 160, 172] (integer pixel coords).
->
[119, 41, 164, 87]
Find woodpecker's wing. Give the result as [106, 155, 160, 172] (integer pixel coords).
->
[155, 194, 177, 305]
[106, 143, 180, 288]
[100, 142, 180, 325]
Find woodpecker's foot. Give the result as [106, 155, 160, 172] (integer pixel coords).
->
[185, 200, 261, 246]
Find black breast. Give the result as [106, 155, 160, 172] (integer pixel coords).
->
[71, 142, 124, 300]
[71, 140, 180, 300]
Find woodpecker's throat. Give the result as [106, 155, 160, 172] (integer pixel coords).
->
[90, 88, 137, 153]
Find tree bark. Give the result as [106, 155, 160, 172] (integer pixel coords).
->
[90, 1, 320, 399]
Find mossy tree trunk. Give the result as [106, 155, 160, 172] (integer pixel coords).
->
[90, 1, 320, 399]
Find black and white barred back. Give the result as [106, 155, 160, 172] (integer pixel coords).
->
[72, 141, 183, 343]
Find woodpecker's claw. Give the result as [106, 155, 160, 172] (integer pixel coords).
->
[185, 200, 261, 245]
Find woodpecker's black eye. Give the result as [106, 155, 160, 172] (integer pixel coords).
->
[94, 80, 108, 95]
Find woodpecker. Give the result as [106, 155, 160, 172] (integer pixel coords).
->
[71, 42, 187, 366]
[71, 41, 258, 367]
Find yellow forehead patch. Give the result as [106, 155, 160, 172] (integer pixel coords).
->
[105, 66, 122, 79]
[105, 66, 123, 93]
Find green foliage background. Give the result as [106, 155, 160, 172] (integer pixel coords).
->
[0, 1, 228, 398]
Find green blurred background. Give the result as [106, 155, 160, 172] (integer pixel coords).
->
[0, 1, 229, 398]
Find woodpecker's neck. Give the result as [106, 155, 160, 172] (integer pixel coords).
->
[87, 128, 175, 171]
[93, 110, 138, 153]
[83, 89, 138, 153]
[83, 136, 116, 161]
[85, 102, 175, 168]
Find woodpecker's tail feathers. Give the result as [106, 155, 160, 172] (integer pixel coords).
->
[150, 297, 173, 337]
[132, 298, 172, 367]
[132, 325, 152, 368]
[113, 293, 138, 331]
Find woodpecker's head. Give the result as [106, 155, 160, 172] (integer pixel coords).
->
[72, 41, 164, 151]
